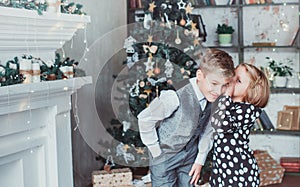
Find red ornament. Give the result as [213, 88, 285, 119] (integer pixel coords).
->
[153, 67, 161, 74]
[179, 19, 186, 26]
[167, 79, 173, 85]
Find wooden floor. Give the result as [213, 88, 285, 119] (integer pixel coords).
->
[266, 173, 300, 187]
[138, 173, 300, 187]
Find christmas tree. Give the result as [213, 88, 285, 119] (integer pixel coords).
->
[97, 0, 211, 178]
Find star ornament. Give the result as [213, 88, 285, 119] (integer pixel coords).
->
[191, 21, 197, 30]
[185, 3, 194, 14]
[148, 1, 156, 12]
[135, 147, 145, 154]
[177, 0, 186, 10]
[123, 144, 130, 152]
[144, 57, 155, 72]
[194, 38, 200, 46]
[147, 35, 153, 43]
[147, 70, 155, 77]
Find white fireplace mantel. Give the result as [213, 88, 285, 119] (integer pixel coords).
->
[0, 76, 92, 187]
[0, 6, 91, 61]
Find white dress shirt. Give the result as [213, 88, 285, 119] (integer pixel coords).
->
[138, 77, 214, 165]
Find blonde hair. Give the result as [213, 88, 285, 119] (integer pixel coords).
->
[237, 63, 270, 108]
[200, 48, 235, 78]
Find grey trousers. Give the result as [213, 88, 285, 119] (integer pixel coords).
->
[149, 143, 198, 187]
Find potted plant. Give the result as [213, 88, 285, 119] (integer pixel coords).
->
[266, 57, 293, 87]
[216, 24, 235, 46]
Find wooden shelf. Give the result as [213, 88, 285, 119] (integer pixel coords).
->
[242, 46, 299, 49]
[242, 2, 299, 7]
[251, 129, 300, 136]
[271, 88, 300, 94]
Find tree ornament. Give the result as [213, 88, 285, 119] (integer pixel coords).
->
[194, 38, 200, 46]
[164, 13, 171, 29]
[144, 57, 155, 72]
[139, 80, 145, 88]
[147, 77, 167, 86]
[148, 1, 156, 12]
[175, 30, 182, 44]
[191, 21, 197, 30]
[177, 0, 186, 10]
[185, 3, 194, 14]
[146, 70, 155, 77]
[143, 45, 158, 54]
[143, 13, 152, 29]
[164, 59, 174, 78]
[123, 144, 130, 152]
[167, 79, 173, 85]
[122, 121, 131, 132]
[124, 36, 137, 49]
[144, 89, 152, 106]
[179, 18, 186, 26]
[147, 35, 153, 43]
[135, 147, 145, 154]
[139, 94, 148, 99]
[153, 67, 161, 74]
[104, 155, 115, 172]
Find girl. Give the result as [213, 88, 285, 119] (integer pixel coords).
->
[210, 63, 270, 187]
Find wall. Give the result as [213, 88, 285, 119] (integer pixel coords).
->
[62, 1, 127, 186]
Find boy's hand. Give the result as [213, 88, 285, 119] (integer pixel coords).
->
[189, 163, 202, 185]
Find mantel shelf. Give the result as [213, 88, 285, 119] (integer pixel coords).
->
[0, 76, 92, 115]
[0, 6, 91, 52]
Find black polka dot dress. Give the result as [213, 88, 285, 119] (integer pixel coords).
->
[210, 95, 261, 187]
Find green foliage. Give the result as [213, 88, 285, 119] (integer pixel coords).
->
[60, 0, 86, 15]
[0, 57, 24, 86]
[0, 0, 86, 15]
[216, 24, 235, 34]
[266, 57, 293, 77]
[2, 0, 48, 15]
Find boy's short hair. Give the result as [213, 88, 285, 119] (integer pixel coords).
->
[238, 63, 270, 108]
[200, 48, 235, 78]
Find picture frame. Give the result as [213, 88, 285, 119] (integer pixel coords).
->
[277, 110, 293, 130]
[283, 105, 300, 130]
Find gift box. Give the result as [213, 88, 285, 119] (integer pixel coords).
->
[254, 150, 285, 186]
[280, 157, 300, 173]
[92, 168, 133, 187]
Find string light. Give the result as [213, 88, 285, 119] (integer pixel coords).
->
[81, 24, 89, 62]
[27, 85, 33, 154]
[73, 79, 80, 131]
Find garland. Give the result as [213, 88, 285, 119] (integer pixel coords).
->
[0, 0, 86, 15]
[0, 53, 82, 87]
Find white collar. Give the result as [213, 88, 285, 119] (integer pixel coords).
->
[189, 77, 205, 101]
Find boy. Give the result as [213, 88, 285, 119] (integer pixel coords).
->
[138, 48, 235, 187]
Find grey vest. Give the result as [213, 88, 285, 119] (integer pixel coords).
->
[152, 83, 211, 164]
